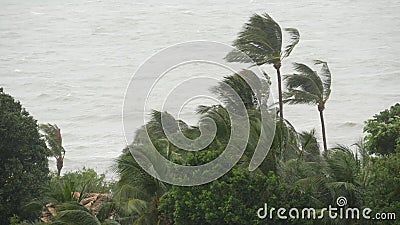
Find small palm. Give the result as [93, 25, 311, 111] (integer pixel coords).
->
[40, 123, 65, 176]
[284, 60, 332, 152]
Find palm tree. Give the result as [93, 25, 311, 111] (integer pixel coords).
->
[113, 111, 177, 224]
[226, 13, 300, 119]
[286, 144, 367, 225]
[284, 60, 331, 153]
[40, 123, 65, 177]
[113, 147, 169, 225]
[298, 129, 321, 162]
[211, 70, 271, 110]
[50, 201, 101, 225]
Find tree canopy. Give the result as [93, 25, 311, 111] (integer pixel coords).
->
[364, 103, 400, 155]
[0, 88, 51, 224]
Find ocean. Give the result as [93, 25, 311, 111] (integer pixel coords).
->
[1, 0, 399, 178]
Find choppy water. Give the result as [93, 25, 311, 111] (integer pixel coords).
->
[1, 0, 399, 178]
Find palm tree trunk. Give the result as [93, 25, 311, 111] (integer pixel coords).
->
[274, 63, 284, 155]
[319, 109, 328, 153]
[276, 67, 284, 119]
[56, 157, 63, 177]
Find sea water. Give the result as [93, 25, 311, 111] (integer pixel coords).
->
[1, 0, 399, 178]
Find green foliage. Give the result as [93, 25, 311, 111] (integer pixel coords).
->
[42, 169, 118, 224]
[225, 13, 299, 66]
[225, 13, 300, 119]
[47, 168, 111, 204]
[284, 61, 331, 107]
[39, 124, 64, 158]
[6, 10, 400, 224]
[39, 123, 65, 177]
[279, 144, 371, 225]
[0, 89, 51, 224]
[363, 153, 400, 225]
[298, 129, 321, 162]
[113, 148, 167, 225]
[364, 103, 400, 155]
[8, 214, 46, 225]
[50, 201, 101, 225]
[213, 73, 256, 109]
[212, 70, 270, 110]
[159, 168, 313, 225]
[60, 168, 111, 194]
[118, 87, 399, 225]
[49, 177, 81, 204]
[284, 60, 332, 152]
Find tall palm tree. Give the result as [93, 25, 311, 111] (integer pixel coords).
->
[40, 123, 65, 177]
[226, 13, 300, 119]
[284, 60, 332, 153]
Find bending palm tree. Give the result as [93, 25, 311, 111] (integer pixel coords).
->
[284, 60, 331, 153]
[226, 13, 299, 119]
[113, 147, 169, 225]
[40, 123, 65, 176]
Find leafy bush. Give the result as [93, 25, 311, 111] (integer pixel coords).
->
[47, 167, 113, 205]
[0, 88, 51, 224]
[363, 153, 400, 225]
[59, 168, 112, 194]
[364, 103, 400, 155]
[159, 168, 313, 225]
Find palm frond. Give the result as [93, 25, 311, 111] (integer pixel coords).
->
[196, 104, 219, 115]
[212, 73, 256, 109]
[325, 146, 360, 184]
[282, 28, 300, 59]
[101, 219, 121, 225]
[40, 123, 64, 158]
[225, 13, 282, 65]
[284, 89, 319, 105]
[292, 63, 323, 95]
[53, 209, 101, 225]
[295, 175, 327, 191]
[299, 129, 321, 161]
[285, 73, 322, 97]
[126, 199, 150, 215]
[325, 181, 358, 193]
[314, 60, 332, 101]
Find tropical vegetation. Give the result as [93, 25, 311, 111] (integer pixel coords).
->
[226, 13, 300, 119]
[0, 88, 51, 225]
[284, 60, 332, 153]
[40, 124, 65, 177]
[1, 12, 399, 225]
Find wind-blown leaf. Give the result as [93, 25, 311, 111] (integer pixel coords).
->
[314, 60, 332, 101]
[284, 89, 319, 105]
[101, 219, 121, 225]
[285, 73, 322, 98]
[40, 123, 64, 159]
[225, 13, 283, 65]
[53, 209, 100, 225]
[282, 28, 300, 58]
[292, 63, 323, 95]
